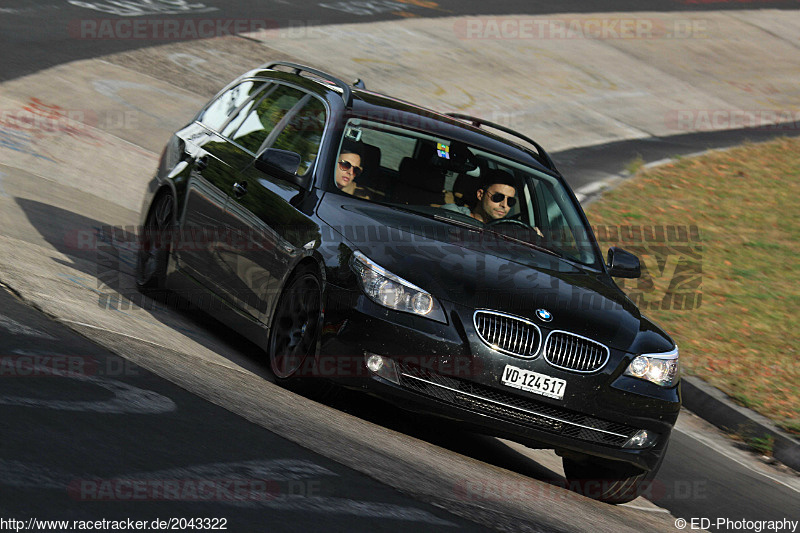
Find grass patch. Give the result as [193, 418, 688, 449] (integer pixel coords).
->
[745, 434, 775, 457]
[625, 154, 645, 175]
[586, 137, 800, 436]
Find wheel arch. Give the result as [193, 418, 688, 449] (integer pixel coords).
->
[264, 254, 326, 326]
[142, 182, 179, 230]
[266, 255, 326, 380]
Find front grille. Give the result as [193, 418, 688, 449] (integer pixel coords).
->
[543, 331, 609, 373]
[397, 363, 636, 447]
[473, 310, 541, 358]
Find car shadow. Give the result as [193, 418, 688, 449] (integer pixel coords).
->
[14, 197, 272, 377]
[322, 386, 565, 484]
[15, 195, 568, 491]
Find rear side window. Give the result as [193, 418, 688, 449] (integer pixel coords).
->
[225, 84, 307, 154]
[198, 80, 265, 132]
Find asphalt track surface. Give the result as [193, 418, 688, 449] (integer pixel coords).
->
[3, 0, 800, 81]
[1, 1, 800, 531]
[0, 286, 486, 532]
[553, 125, 800, 191]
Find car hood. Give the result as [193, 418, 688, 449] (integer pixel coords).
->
[318, 196, 674, 354]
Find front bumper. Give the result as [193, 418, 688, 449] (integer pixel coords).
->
[319, 287, 681, 471]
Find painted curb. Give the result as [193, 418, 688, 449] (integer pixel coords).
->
[682, 376, 800, 471]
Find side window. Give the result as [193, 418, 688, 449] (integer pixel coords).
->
[198, 80, 265, 132]
[358, 129, 415, 171]
[537, 182, 581, 258]
[226, 85, 306, 154]
[221, 83, 274, 138]
[269, 96, 327, 175]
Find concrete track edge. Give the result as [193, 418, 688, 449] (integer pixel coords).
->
[0, 7, 797, 498]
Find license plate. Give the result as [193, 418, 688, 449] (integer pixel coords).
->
[500, 364, 566, 400]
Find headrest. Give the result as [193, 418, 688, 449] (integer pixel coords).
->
[360, 142, 381, 170]
[399, 157, 445, 193]
[453, 173, 480, 206]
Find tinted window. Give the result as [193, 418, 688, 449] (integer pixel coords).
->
[536, 181, 582, 260]
[359, 128, 415, 171]
[198, 80, 265, 131]
[226, 85, 306, 154]
[221, 83, 274, 138]
[270, 96, 326, 175]
[335, 119, 601, 267]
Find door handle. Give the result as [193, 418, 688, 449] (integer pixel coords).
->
[233, 181, 248, 198]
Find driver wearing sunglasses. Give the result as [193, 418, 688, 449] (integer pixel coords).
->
[443, 169, 517, 223]
[334, 143, 370, 199]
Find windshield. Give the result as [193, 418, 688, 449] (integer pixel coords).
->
[332, 118, 601, 267]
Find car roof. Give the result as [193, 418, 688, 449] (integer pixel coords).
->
[349, 89, 556, 175]
[246, 62, 558, 175]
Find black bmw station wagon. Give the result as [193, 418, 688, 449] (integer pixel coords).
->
[137, 62, 680, 504]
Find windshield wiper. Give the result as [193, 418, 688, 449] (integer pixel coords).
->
[432, 213, 483, 231]
[483, 228, 564, 258]
[433, 212, 565, 257]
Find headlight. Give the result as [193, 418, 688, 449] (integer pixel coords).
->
[350, 251, 446, 323]
[624, 347, 679, 387]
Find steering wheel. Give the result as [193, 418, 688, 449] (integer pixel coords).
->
[486, 217, 530, 228]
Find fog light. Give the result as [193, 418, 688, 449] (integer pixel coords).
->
[364, 353, 400, 384]
[623, 429, 659, 449]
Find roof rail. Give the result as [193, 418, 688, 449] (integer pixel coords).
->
[261, 61, 354, 107]
[446, 113, 557, 171]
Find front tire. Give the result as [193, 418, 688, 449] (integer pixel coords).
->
[562, 448, 666, 504]
[268, 266, 322, 381]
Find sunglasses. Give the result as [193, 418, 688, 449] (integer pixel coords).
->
[338, 160, 363, 177]
[488, 191, 517, 207]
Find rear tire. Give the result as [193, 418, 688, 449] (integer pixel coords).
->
[562, 448, 666, 504]
[136, 192, 174, 294]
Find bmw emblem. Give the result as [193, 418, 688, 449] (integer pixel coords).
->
[536, 309, 553, 322]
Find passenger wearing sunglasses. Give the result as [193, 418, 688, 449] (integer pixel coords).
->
[334, 144, 371, 199]
[443, 169, 517, 223]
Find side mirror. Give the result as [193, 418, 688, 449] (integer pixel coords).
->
[255, 149, 306, 187]
[607, 247, 641, 278]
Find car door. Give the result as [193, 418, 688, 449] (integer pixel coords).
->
[203, 83, 323, 320]
[219, 90, 327, 323]
[177, 79, 266, 291]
